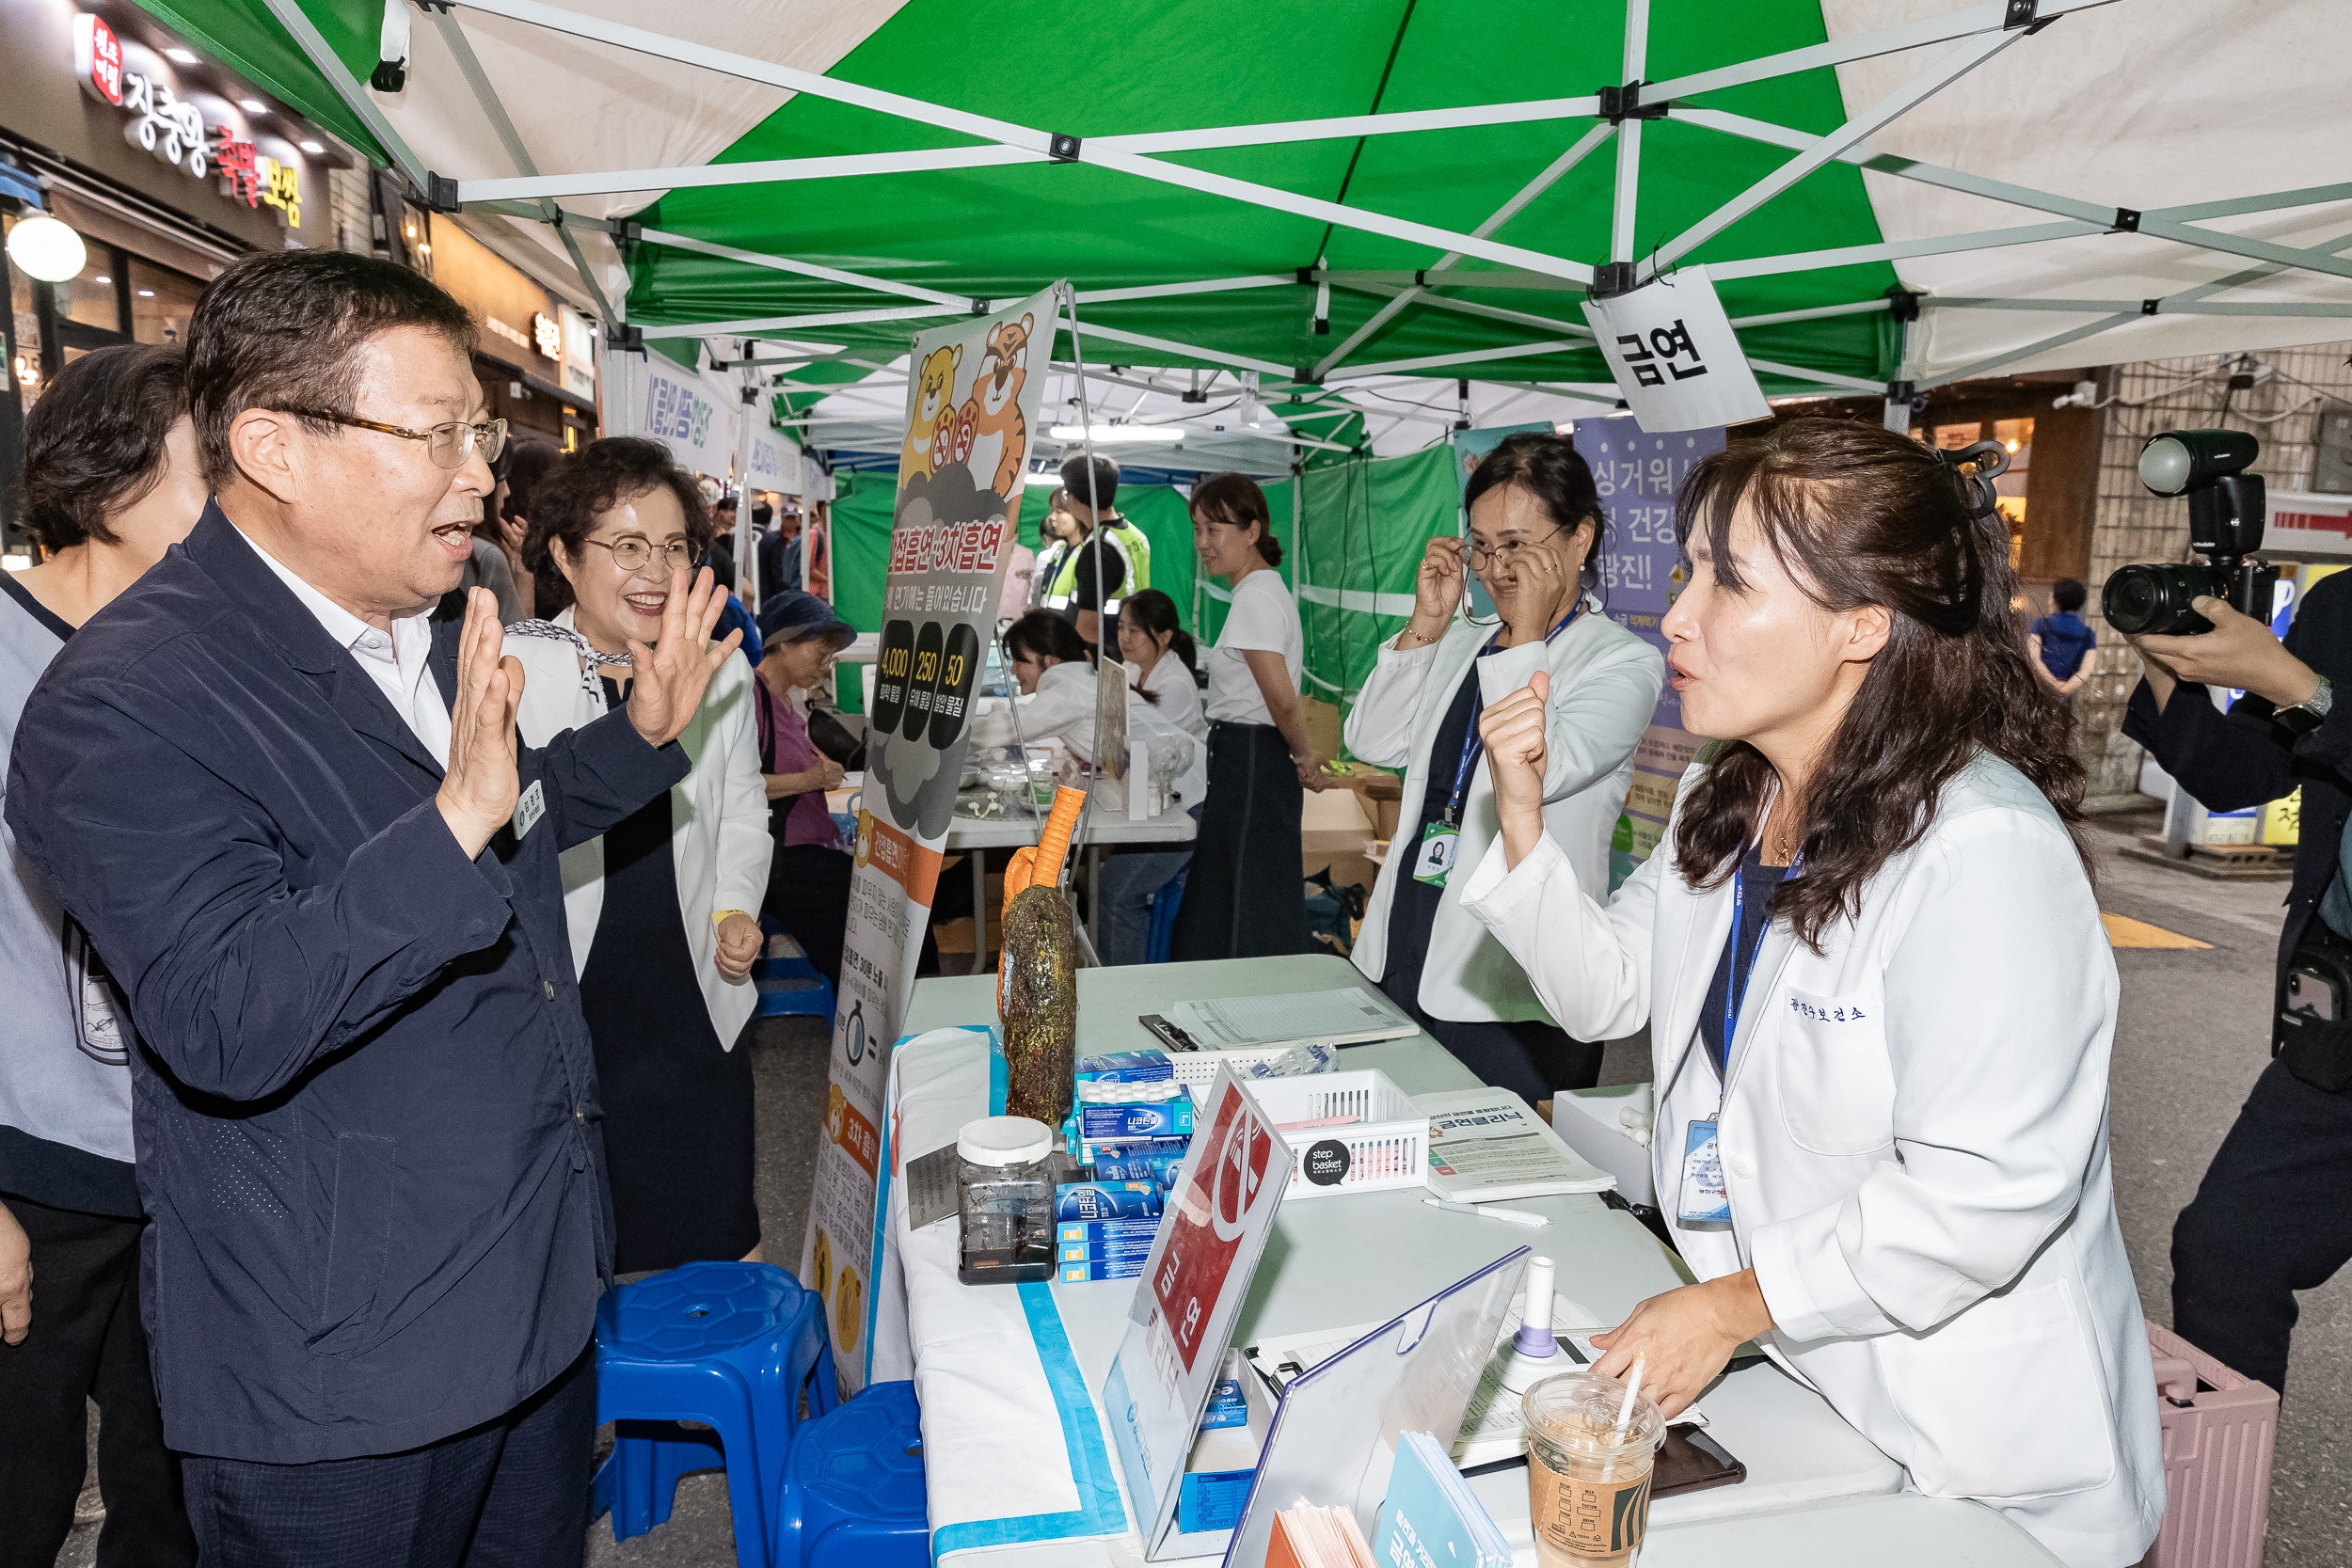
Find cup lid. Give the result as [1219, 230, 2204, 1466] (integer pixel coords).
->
[1521, 1370, 1667, 1449]
[958, 1116, 1055, 1167]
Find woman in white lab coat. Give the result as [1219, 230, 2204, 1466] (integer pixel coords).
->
[1346, 434, 1661, 1101]
[1460, 419, 2162, 1568]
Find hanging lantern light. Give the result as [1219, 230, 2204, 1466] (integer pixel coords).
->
[6, 214, 87, 283]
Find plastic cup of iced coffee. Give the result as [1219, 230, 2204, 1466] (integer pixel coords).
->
[1521, 1370, 1668, 1568]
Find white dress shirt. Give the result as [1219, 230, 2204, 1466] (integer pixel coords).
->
[236, 527, 452, 768]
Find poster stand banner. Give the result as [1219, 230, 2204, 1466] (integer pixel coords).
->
[1569, 415, 1725, 887]
[802, 284, 1057, 1394]
[1104, 1062, 1295, 1561]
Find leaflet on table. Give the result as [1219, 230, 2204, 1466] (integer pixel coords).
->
[1221, 1248, 1528, 1567]
[1160, 988, 1416, 1051]
[1102, 1063, 1294, 1561]
[800, 285, 1053, 1395]
[1375, 1430, 1511, 1568]
[1416, 1087, 1615, 1202]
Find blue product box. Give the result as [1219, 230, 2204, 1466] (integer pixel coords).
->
[1089, 1145, 1189, 1190]
[1201, 1377, 1248, 1430]
[1059, 1241, 1158, 1264]
[1075, 1049, 1174, 1085]
[1082, 1132, 1190, 1168]
[1077, 1101, 1195, 1142]
[1054, 1181, 1163, 1223]
[1059, 1256, 1149, 1283]
[1057, 1218, 1161, 1247]
[1176, 1468, 1255, 1534]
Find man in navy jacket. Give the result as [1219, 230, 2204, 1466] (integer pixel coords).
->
[6, 250, 737, 1564]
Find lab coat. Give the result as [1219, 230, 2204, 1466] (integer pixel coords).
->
[1346, 608, 1661, 1022]
[504, 611, 772, 1050]
[970, 661, 1204, 806]
[1457, 752, 2163, 1568]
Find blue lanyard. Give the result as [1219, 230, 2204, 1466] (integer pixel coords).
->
[1716, 851, 1800, 1078]
[1438, 605, 1583, 828]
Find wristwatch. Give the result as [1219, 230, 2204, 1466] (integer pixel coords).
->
[2274, 674, 2333, 736]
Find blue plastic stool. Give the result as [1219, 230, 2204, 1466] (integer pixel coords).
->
[592, 1262, 839, 1568]
[772, 1381, 929, 1568]
[1143, 864, 1188, 964]
[755, 919, 837, 1022]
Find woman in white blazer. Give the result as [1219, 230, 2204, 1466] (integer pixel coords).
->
[1348, 434, 1662, 1101]
[1462, 420, 2162, 1568]
[511, 438, 771, 1274]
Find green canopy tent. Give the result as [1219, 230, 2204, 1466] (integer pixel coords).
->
[113, 0, 2352, 719]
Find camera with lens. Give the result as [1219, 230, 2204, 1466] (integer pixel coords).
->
[2102, 430, 2271, 637]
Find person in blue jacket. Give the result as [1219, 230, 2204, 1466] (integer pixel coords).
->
[4, 250, 737, 1567]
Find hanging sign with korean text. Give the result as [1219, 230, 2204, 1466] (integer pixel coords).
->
[1581, 265, 1769, 434]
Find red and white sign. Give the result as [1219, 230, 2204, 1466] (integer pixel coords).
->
[1152, 1087, 1279, 1377]
[2265, 489, 2352, 559]
[73, 13, 122, 105]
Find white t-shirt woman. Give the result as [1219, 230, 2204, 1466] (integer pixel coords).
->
[1203, 570, 1302, 726]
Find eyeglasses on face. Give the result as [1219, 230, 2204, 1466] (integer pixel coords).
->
[1469, 523, 1567, 572]
[283, 408, 508, 469]
[583, 536, 705, 573]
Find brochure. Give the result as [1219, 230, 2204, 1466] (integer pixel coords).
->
[1416, 1088, 1615, 1203]
[1374, 1430, 1510, 1568]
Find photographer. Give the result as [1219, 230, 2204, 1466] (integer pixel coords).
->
[2122, 578, 2352, 1399]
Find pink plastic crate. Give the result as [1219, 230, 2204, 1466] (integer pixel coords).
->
[2145, 1321, 2277, 1568]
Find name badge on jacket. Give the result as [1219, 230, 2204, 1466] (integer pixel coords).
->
[512, 779, 546, 840]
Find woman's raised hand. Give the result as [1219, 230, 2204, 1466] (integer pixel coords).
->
[1405, 535, 1466, 645]
[1480, 670, 1550, 868]
[624, 565, 743, 749]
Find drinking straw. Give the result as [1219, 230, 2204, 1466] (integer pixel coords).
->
[1613, 1354, 1646, 1439]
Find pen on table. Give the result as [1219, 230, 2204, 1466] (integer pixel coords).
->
[1422, 1196, 1549, 1227]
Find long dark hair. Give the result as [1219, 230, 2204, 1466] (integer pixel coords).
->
[1463, 432, 1608, 596]
[1190, 472, 1282, 565]
[1002, 610, 1094, 669]
[1673, 418, 2084, 950]
[1119, 588, 1198, 676]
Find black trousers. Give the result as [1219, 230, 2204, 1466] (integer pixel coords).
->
[182, 1341, 596, 1568]
[765, 841, 855, 990]
[1171, 721, 1311, 962]
[2171, 1058, 2352, 1399]
[0, 1193, 195, 1568]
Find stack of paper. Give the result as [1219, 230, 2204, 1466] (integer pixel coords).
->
[1267, 1503, 1375, 1568]
[1161, 989, 1416, 1051]
[1415, 1087, 1615, 1202]
[1374, 1431, 1510, 1568]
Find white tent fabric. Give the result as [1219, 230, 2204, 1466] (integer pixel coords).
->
[1826, 0, 2352, 381]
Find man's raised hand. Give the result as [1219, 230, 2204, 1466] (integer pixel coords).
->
[625, 565, 743, 749]
[436, 588, 526, 859]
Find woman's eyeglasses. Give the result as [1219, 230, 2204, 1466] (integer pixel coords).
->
[583, 536, 705, 573]
[282, 408, 509, 469]
[1468, 523, 1566, 572]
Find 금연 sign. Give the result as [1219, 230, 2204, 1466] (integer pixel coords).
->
[1581, 265, 1769, 434]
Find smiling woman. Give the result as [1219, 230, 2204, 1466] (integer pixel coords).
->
[508, 436, 770, 1276]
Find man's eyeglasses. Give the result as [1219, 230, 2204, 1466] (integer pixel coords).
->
[284, 408, 508, 469]
[1469, 524, 1566, 571]
[583, 536, 705, 574]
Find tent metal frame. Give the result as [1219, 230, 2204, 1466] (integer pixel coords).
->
[289, 0, 2352, 432]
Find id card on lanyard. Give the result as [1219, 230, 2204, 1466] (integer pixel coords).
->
[1412, 606, 1581, 888]
[1678, 850, 1796, 1228]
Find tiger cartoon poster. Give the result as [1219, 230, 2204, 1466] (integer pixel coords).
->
[803, 285, 1058, 1396]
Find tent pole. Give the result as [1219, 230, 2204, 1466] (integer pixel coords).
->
[1644, 0, 2118, 102]
[735, 344, 757, 601]
[1316, 121, 1616, 377]
[1928, 299, 2352, 318]
[459, 146, 1041, 205]
[1647, 27, 2018, 277]
[1883, 318, 1915, 433]
[636, 228, 968, 308]
[1329, 338, 1591, 381]
[256, 0, 428, 189]
[1610, 0, 1648, 266]
[1706, 220, 2107, 282]
[650, 277, 1295, 343]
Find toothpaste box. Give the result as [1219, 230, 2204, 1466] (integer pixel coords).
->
[1059, 1256, 1149, 1283]
[1200, 1377, 1248, 1430]
[1058, 1240, 1158, 1264]
[1076, 1100, 1194, 1142]
[1054, 1181, 1163, 1223]
[1057, 1218, 1161, 1249]
[1085, 1139, 1190, 1187]
[1075, 1049, 1174, 1085]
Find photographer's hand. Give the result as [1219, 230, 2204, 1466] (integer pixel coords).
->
[2129, 596, 2319, 713]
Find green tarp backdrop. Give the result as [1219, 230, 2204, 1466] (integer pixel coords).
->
[829, 447, 1459, 721]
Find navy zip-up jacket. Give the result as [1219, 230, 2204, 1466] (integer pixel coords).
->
[4, 505, 690, 1463]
